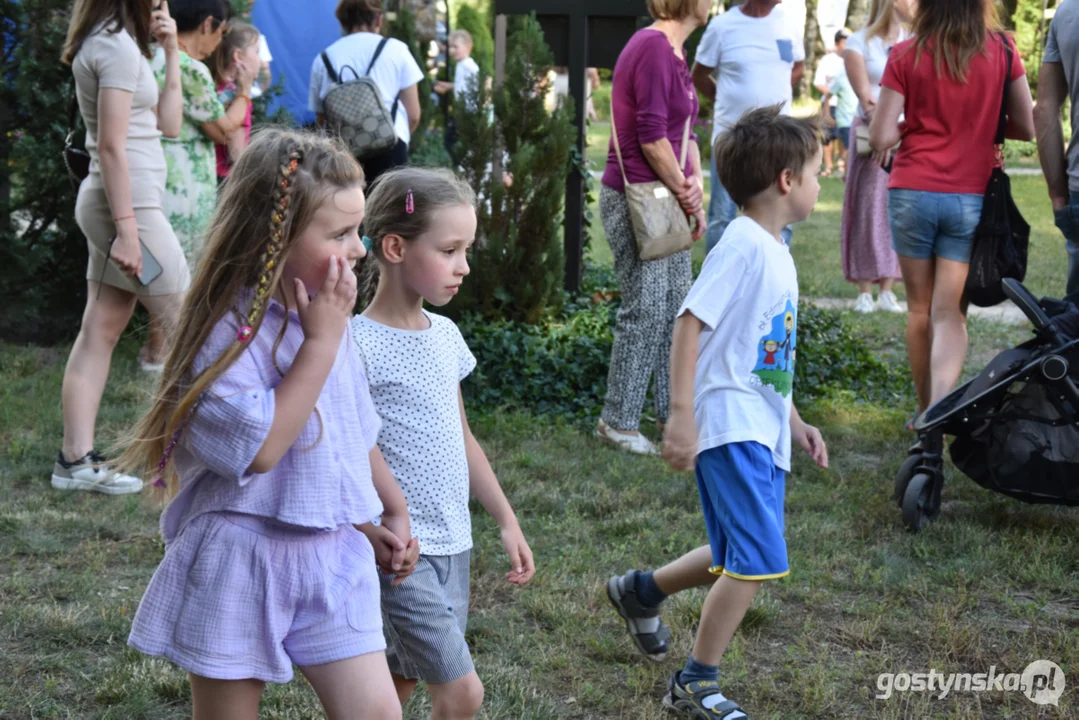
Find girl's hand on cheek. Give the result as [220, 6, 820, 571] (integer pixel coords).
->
[295, 256, 357, 346]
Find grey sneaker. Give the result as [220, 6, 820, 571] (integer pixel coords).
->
[664, 671, 749, 719]
[606, 570, 671, 661]
[51, 451, 143, 495]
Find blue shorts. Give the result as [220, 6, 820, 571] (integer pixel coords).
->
[888, 188, 984, 263]
[835, 126, 851, 150]
[695, 442, 789, 581]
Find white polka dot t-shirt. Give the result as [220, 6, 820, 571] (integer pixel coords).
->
[351, 311, 477, 555]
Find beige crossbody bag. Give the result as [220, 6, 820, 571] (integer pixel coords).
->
[610, 94, 694, 261]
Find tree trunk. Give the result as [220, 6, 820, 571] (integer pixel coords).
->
[802, 0, 821, 100]
[845, 0, 869, 31]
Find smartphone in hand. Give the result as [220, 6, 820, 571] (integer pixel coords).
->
[104, 235, 164, 287]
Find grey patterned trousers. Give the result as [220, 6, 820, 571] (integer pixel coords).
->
[600, 185, 693, 431]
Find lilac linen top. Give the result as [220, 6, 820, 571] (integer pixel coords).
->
[601, 29, 700, 193]
[159, 295, 383, 542]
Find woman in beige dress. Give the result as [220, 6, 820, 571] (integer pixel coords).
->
[54, 0, 189, 494]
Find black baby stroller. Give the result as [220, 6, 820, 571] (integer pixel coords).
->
[893, 279, 1079, 532]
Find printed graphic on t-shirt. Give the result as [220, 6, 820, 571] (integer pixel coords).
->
[752, 297, 797, 397]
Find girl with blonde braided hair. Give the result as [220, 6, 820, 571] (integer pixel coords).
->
[117, 127, 417, 718]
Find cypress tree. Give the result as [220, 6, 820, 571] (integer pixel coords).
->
[449, 15, 574, 324]
[389, 2, 435, 157]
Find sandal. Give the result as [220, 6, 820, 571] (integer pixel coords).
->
[820, 167, 833, 178]
[606, 571, 670, 661]
[664, 671, 750, 719]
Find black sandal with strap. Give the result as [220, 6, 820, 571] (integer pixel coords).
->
[664, 671, 752, 719]
[606, 571, 671, 661]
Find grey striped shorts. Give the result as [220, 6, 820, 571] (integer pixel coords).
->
[381, 550, 474, 684]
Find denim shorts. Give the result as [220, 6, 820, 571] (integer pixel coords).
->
[1053, 194, 1079, 297]
[888, 188, 984, 263]
[835, 126, 851, 150]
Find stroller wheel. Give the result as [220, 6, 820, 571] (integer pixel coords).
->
[902, 473, 940, 532]
[894, 454, 922, 506]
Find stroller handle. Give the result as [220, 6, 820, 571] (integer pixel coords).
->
[1002, 279, 1052, 330]
[996, 278, 1048, 330]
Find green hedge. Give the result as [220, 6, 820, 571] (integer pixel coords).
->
[2, 0, 87, 343]
[459, 262, 908, 422]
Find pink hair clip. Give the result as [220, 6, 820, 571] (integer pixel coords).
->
[405, 188, 415, 215]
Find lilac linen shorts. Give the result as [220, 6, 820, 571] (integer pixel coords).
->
[128, 512, 385, 683]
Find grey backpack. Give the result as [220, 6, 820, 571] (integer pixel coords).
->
[320, 37, 399, 160]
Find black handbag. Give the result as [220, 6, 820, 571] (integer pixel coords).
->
[63, 82, 91, 189]
[965, 33, 1030, 308]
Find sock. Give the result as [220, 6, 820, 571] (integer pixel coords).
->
[680, 654, 719, 686]
[680, 657, 746, 716]
[634, 570, 668, 608]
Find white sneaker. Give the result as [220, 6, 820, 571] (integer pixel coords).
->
[878, 290, 905, 313]
[595, 419, 659, 456]
[51, 451, 143, 495]
[853, 292, 876, 314]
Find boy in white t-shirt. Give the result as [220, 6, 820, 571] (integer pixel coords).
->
[435, 30, 481, 161]
[435, 30, 480, 109]
[607, 106, 829, 720]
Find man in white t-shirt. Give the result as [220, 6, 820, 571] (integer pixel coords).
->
[692, 0, 806, 251]
[250, 33, 273, 99]
[814, 28, 848, 176]
[607, 106, 828, 720]
[1036, 0, 1079, 296]
[309, 1, 423, 181]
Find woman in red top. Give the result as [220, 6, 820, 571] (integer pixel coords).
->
[870, 0, 1034, 420]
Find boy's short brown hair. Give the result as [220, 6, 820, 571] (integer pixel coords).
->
[336, 0, 382, 33]
[713, 105, 821, 209]
[646, 0, 701, 21]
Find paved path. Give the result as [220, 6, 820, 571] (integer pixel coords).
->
[804, 296, 1031, 325]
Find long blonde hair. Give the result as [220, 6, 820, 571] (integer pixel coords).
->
[911, 0, 1002, 82]
[117, 128, 365, 502]
[864, 0, 900, 41]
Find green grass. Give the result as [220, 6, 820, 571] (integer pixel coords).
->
[1, 164, 1076, 719]
[2, 311, 1077, 717]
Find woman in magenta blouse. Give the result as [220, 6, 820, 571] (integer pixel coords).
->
[595, 0, 710, 456]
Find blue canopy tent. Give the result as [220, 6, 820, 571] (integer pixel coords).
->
[251, 0, 343, 126]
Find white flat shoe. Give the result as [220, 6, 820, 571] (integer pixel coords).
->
[853, 292, 876, 314]
[595, 419, 659, 456]
[878, 290, 905, 313]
